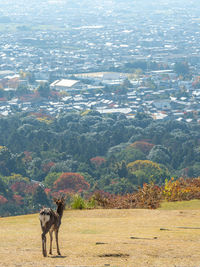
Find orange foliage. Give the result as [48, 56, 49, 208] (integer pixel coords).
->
[54, 172, 90, 193]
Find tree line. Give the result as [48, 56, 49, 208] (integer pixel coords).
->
[0, 110, 200, 216]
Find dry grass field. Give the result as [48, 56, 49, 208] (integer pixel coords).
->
[1, 201, 200, 267]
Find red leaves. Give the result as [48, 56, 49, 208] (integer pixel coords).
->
[0, 195, 8, 204]
[42, 161, 55, 173]
[90, 157, 106, 168]
[13, 194, 23, 205]
[54, 172, 90, 193]
[11, 181, 38, 195]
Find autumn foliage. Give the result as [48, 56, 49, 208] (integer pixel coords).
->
[90, 156, 106, 168]
[54, 172, 90, 193]
[42, 161, 55, 173]
[11, 181, 38, 195]
[163, 177, 200, 201]
[92, 177, 200, 209]
[127, 160, 161, 173]
[129, 141, 154, 154]
[93, 182, 162, 209]
[0, 195, 8, 205]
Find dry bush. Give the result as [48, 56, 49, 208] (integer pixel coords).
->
[93, 183, 162, 209]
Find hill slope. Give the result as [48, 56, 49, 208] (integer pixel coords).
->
[1, 208, 200, 266]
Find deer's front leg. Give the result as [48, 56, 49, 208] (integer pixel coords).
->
[55, 230, 61, 255]
[42, 233, 47, 257]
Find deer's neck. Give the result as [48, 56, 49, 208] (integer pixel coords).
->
[56, 205, 64, 218]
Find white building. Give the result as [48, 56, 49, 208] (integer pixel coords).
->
[50, 79, 81, 92]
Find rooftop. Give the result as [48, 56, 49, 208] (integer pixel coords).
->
[51, 79, 79, 88]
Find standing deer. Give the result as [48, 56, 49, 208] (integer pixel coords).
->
[39, 197, 66, 257]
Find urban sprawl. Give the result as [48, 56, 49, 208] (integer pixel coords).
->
[0, 0, 200, 122]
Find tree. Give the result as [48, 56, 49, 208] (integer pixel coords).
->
[147, 145, 171, 165]
[115, 161, 128, 178]
[54, 172, 90, 193]
[0, 146, 14, 175]
[37, 82, 50, 97]
[32, 185, 49, 208]
[16, 84, 29, 96]
[174, 62, 189, 76]
[44, 172, 61, 188]
[90, 156, 106, 168]
[127, 160, 170, 186]
[0, 175, 8, 196]
[129, 141, 154, 154]
[104, 178, 135, 194]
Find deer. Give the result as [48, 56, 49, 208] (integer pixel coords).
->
[39, 196, 66, 257]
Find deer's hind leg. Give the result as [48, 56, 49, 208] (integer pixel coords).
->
[42, 233, 47, 257]
[49, 230, 53, 255]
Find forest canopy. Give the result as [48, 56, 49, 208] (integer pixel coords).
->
[0, 110, 200, 215]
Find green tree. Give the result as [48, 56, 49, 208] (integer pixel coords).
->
[127, 160, 170, 186]
[148, 145, 171, 165]
[37, 82, 50, 97]
[32, 186, 49, 208]
[44, 172, 61, 188]
[16, 84, 29, 96]
[174, 62, 189, 76]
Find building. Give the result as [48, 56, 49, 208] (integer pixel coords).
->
[50, 79, 81, 92]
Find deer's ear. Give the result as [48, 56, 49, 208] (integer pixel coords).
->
[53, 198, 58, 203]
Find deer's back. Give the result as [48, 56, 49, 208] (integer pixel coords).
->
[39, 208, 60, 230]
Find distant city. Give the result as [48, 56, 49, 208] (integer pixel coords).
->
[0, 0, 200, 122]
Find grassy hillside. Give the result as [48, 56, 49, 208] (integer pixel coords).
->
[160, 199, 200, 210]
[1, 207, 200, 266]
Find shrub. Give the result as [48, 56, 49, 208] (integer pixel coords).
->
[70, 194, 86, 210]
[93, 183, 162, 209]
[163, 177, 200, 201]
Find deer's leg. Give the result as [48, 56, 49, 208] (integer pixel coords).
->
[42, 233, 47, 257]
[55, 230, 61, 255]
[49, 230, 53, 255]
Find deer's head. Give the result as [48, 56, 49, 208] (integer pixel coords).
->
[53, 196, 66, 208]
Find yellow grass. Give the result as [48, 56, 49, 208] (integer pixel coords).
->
[160, 199, 200, 210]
[1, 208, 200, 266]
